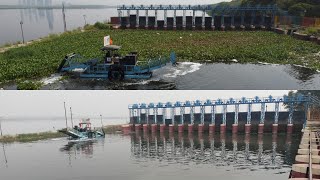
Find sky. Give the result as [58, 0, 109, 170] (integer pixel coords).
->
[0, 0, 231, 6]
[0, 90, 291, 119]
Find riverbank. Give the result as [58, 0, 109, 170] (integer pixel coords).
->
[0, 28, 319, 85]
[0, 125, 123, 143]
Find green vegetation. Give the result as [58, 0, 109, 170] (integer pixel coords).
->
[0, 42, 15, 48]
[0, 131, 66, 143]
[0, 125, 123, 143]
[300, 27, 320, 36]
[277, 0, 320, 17]
[214, 0, 320, 17]
[285, 90, 320, 110]
[17, 80, 43, 90]
[0, 29, 320, 84]
[103, 125, 122, 134]
[93, 22, 112, 30]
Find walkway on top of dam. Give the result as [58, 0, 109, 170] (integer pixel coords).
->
[289, 100, 320, 179]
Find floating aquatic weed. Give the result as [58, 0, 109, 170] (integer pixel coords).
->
[0, 30, 319, 83]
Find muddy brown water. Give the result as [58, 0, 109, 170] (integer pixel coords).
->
[0, 133, 300, 180]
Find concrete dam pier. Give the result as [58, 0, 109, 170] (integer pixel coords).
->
[122, 95, 310, 135]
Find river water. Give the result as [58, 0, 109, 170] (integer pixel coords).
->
[0, 132, 299, 180]
[0, 0, 219, 46]
[0, 117, 127, 135]
[27, 62, 320, 90]
[0, 8, 118, 46]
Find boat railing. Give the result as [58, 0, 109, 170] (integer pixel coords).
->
[67, 128, 82, 136]
[138, 56, 169, 71]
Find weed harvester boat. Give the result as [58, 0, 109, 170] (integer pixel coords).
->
[58, 118, 105, 141]
[57, 36, 177, 81]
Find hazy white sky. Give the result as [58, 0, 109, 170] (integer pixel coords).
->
[0, 90, 290, 119]
[0, 0, 231, 6]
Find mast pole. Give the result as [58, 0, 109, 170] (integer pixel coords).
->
[100, 114, 103, 128]
[0, 120, 3, 137]
[64, 102, 68, 129]
[70, 107, 74, 128]
[62, 3, 67, 32]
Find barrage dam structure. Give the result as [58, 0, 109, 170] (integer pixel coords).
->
[111, 4, 280, 30]
[123, 94, 312, 134]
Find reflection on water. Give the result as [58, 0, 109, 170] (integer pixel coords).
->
[284, 65, 318, 82]
[59, 139, 105, 159]
[0, 134, 299, 180]
[19, 0, 54, 30]
[171, 63, 320, 89]
[130, 133, 298, 172]
[60, 140, 95, 156]
[1, 143, 8, 168]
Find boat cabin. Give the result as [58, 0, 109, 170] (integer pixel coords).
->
[74, 119, 92, 132]
[101, 45, 138, 66]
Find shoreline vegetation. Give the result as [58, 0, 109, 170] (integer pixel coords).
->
[0, 23, 320, 88]
[0, 125, 122, 143]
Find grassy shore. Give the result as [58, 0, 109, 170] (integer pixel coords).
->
[103, 125, 122, 134]
[0, 28, 320, 84]
[0, 131, 67, 143]
[0, 125, 123, 143]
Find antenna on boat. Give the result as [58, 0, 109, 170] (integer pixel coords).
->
[70, 107, 74, 128]
[64, 102, 68, 129]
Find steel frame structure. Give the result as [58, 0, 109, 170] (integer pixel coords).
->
[129, 95, 310, 125]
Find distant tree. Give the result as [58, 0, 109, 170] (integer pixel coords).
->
[239, 0, 320, 17]
[284, 90, 320, 110]
[241, 0, 276, 5]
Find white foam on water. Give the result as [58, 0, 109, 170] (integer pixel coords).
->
[124, 79, 155, 86]
[293, 64, 303, 67]
[72, 68, 86, 73]
[51, 137, 65, 141]
[292, 64, 308, 68]
[163, 62, 202, 78]
[41, 73, 63, 85]
[123, 62, 202, 86]
[257, 62, 280, 66]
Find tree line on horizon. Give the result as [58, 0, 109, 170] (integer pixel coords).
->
[216, 0, 320, 17]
